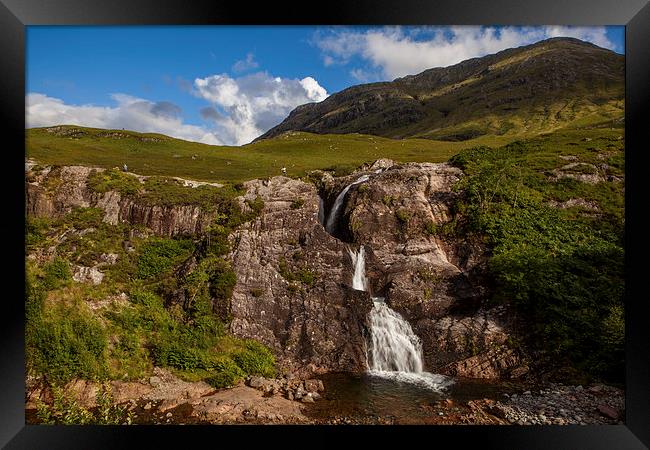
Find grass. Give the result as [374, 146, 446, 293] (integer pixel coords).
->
[26, 125, 518, 184]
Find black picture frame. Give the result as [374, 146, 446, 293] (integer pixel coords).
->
[2, 0, 649, 447]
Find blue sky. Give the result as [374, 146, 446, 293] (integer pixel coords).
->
[26, 25, 624, 145]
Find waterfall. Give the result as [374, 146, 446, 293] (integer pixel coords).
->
[347, 246, 451, 392]
[368, 301, 424, 373]
[325, 175, 369, 234]
[348, 246, 368, 291]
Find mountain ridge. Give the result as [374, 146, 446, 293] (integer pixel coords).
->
[255, 37, 624, 142]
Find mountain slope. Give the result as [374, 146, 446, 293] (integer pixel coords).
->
[256, 38, 624, 142]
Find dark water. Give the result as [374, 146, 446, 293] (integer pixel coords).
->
[306, 372, 516, 424]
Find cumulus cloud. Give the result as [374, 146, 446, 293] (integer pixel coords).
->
[314, 26, 618, 80]
[232, 53, 259, 73]
[26, 93, 223, 145]
[193, 71, 328, 145]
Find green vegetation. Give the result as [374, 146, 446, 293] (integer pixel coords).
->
[87, 168, 142, 195]
[36, 383, 133, 425]
[395, 209, 412, 224]
[136, 238, 194, 280]
[27, 125, 515, 184]
[26, 271, 108, 384]
[25, 191, 275, 409]
[448, 125, 624, 382]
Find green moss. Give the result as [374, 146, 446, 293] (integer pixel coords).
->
[250, 288, 264, 298]
[382, 195, 395, 206]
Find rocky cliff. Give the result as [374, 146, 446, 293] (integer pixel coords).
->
[26, 160, 528, 380]
[26, 165, 215, 237]
[225, 161, 528, 379]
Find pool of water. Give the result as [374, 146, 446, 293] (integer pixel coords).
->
[305, 372, 517, 424]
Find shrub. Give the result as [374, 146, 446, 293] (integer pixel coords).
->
[450, 138, 624, 382]
[28, 302, 108, 383]
[382, 195, 395, 206]
[35, 383, 133, 425]
[205, 356, 245, 388]
[425, 221, 438, 235]
[231, 340, 276, 378]
[42, 257, 72, 290]
[136, 237, 194, 279]
[63, 207, 105, 229]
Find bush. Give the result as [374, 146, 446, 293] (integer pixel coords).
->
[231, 340, 276, 378]
[136, 237, 194, 279]
[35, 383, 133, 425]
[450, 138, 624, 382]
[395, 209, 411, 224]
[204, 356, 246, 388]
[42, 257, 72, 290]
[63, 207, 105, 229]
[28, 302, 108, 384]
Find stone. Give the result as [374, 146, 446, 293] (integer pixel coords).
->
[72, 265, 104, 285]
[304, 379, 321, 393]
[144, 402, 152, 410]
[149, 376, 161, 386]
[301, 395, 315, 403]
[597, 405, 619, 420]
[248, 376, 264, 389]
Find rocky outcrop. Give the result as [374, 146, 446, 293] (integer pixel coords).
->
[314, 161, 527, 378]
[25, 165, 215, 237]
[26, 160, 527, 380]
[226, 161, 527, 379]
[227, 176, 374, 377]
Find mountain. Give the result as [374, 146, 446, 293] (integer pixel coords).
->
[256, 38, 624, 142]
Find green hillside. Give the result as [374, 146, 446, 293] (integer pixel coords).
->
[26, 125, 517, 183]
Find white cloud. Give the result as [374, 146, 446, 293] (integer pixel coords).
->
[232, 53, 259, 73]
[193, 71, 328, 145]
[314, 26, 618, 80]
[26, 93, 224, 145]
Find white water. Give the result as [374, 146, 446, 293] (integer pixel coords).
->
[348, 246, 368, 291]
[347, 246, 451, 392]
[325, 175, 370, 233]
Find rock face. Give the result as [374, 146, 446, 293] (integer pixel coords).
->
[26, 160, 527, 380]
[228, 176, 374, 377]
[25, 165, 215, 237]
[227, 161, 527, 379]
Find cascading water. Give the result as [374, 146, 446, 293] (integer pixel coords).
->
[325, 175, 369, 234]
[348, 246, 451, 392]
